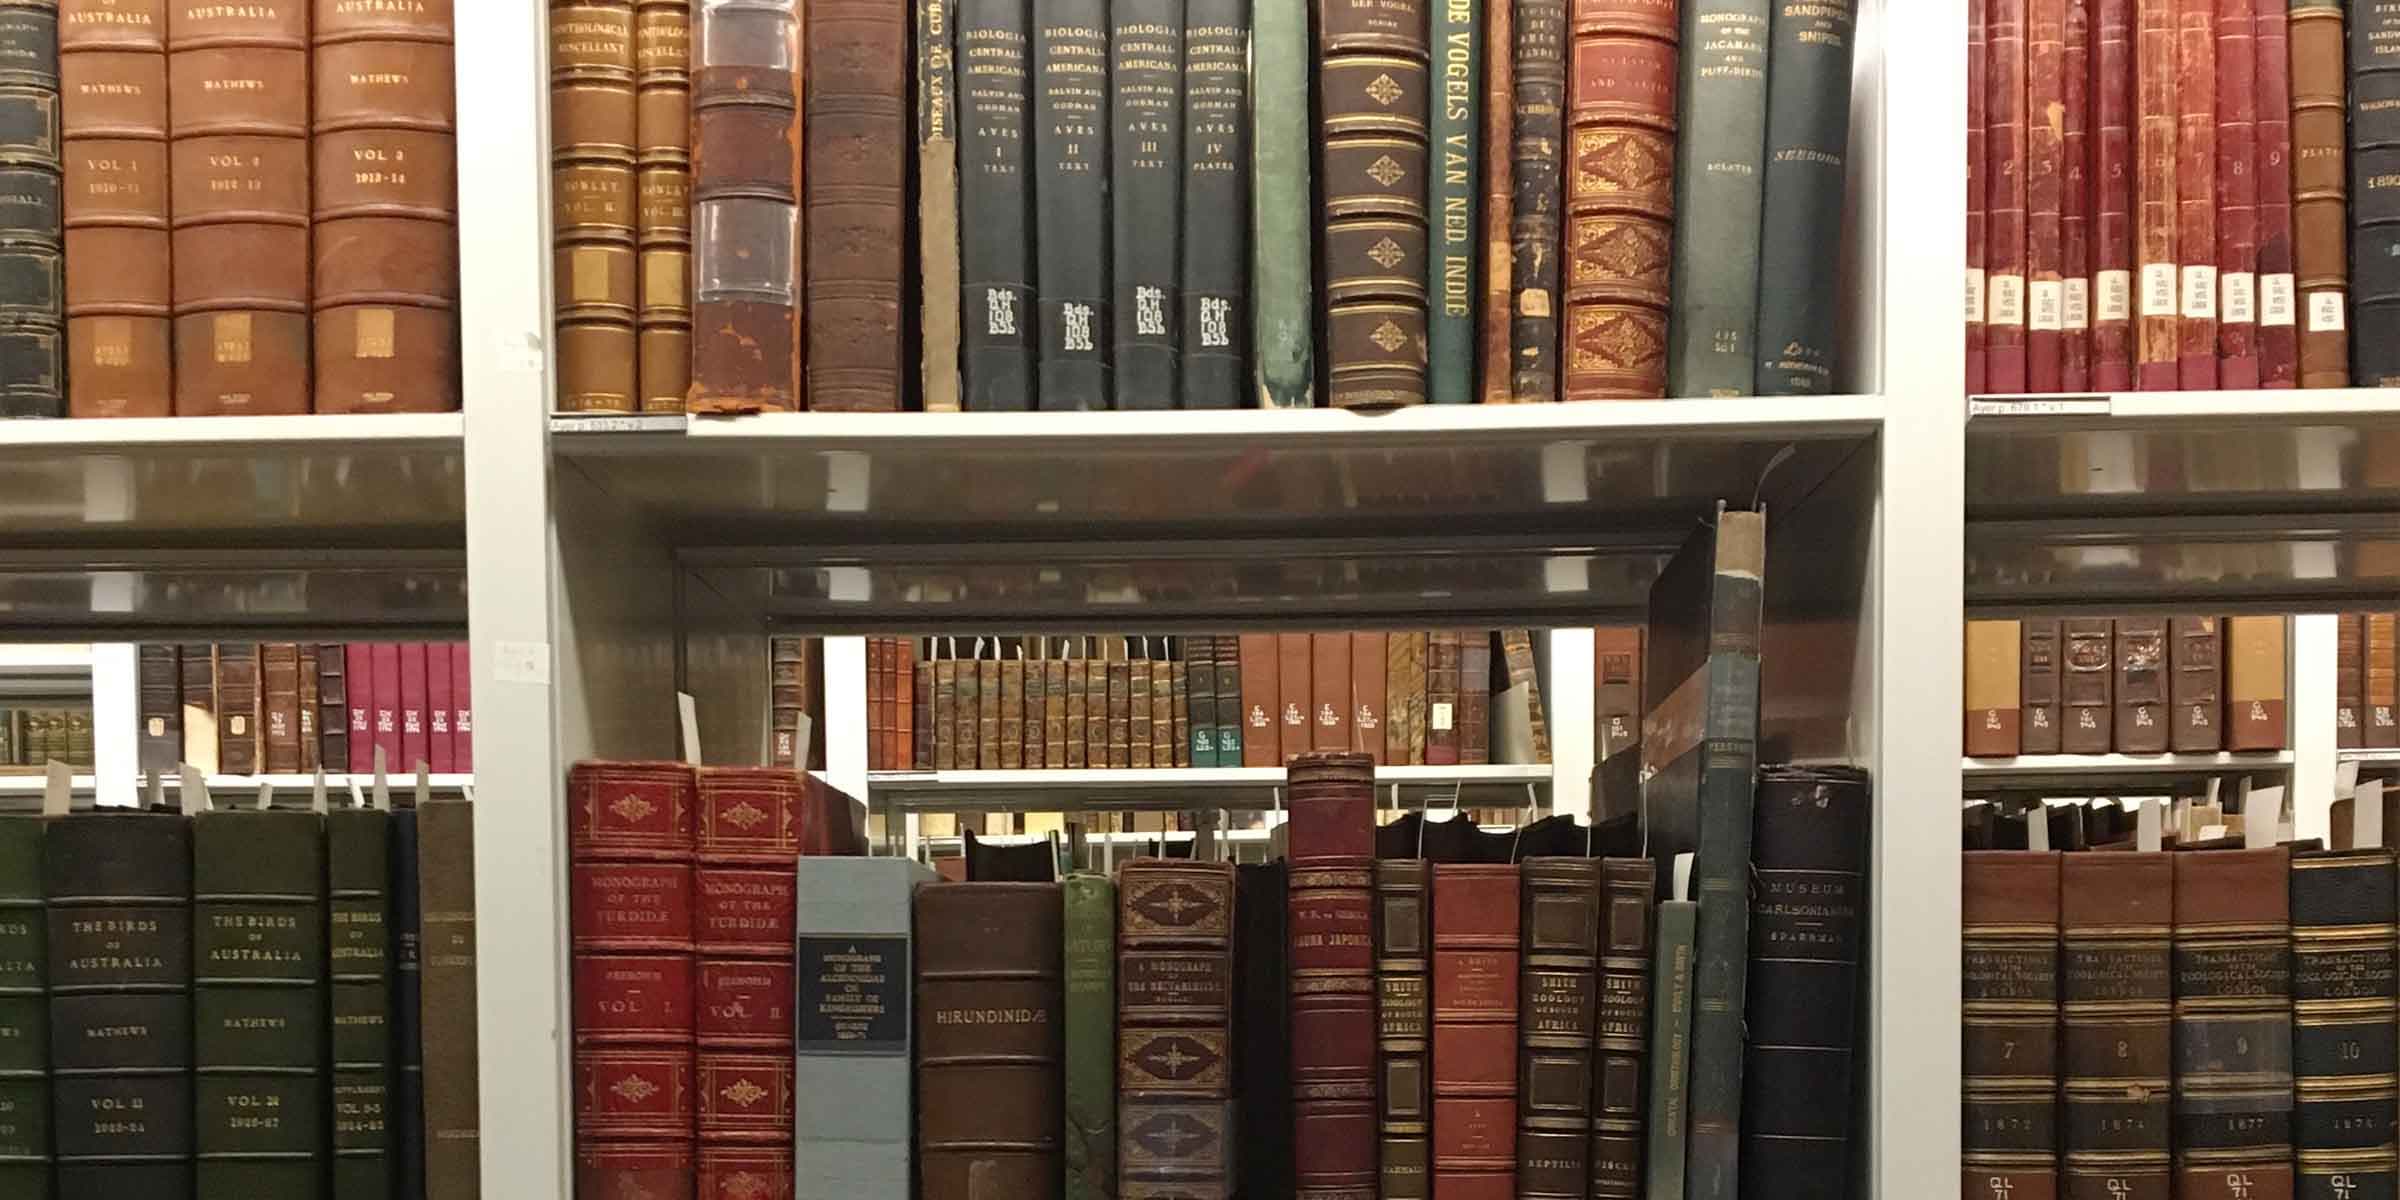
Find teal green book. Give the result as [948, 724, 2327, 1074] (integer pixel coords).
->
[1664, 0, 1772, 397]
[1063, 874, 1117, 1199]
[1427, 0, 1480, 402]
[0, 815, 45, 1199]
[1250, 0, 1314, 408]
[1644, 898, 1697, 1200]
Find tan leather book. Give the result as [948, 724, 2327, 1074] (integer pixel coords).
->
[1384, 631, 1421, 765]
[632, 0, 687, 412]
[169, 0, 311, 415]
[553, 1, 638, 411]
[2224, 614, 2287, 750]
[1311, 632, 1353, 753]
[804, 0, 906, 410]
[688, 0, 801, 412]
[1561, 0, 1675, 399]
[2289, 0, 2348, 387]
[2337, 612, 2364, 749]
[2366, 612, 2398, 748]
[1964, 619, 2022, 758]
[1277, 633, 1312, 765]
[62, 0, 174, 417]
[262, 641, 301, 773]
[1239, 633, 1279, 768]
[313, 0, 457, 413]
[1127, 651, 1152, 770]
[1352, 632, 1387, 763]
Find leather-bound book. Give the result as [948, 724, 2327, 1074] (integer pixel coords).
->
[1081, 651, 1105, 769]
[193, 809, 326, 1200]
[47, 810, 192, 1200]
[2134, 0, 2177, 389]
[1116, 861, 1236, 1193]
[2171, 847, 2292, 1200]
[1966, 619, 2024, 758]
[1005, 653, 1030, 769]
[1970, 0, 1988, 394]
[2113, 616, 2169, 754]
[2061, 852, 2172, 1200]
[1108, 653, 1133, 769]
[1311, 632, 1353, 753]
[61, 0, 171, 417]
[1737, 766, 1870, 1199]
[1507, 0, 1563, 401]
[1422, 0, 1474, 404]
[1560, 0, 1674, 400]
[1425, 629, 1461, 766]
[2062, 0, 2090, 390]
[1751, 0, 1859, 395]
[1988, 0, 2030, 392]
[2168, 616, 2222, 752]
[1027, 645, 1050, 769]
[958, 0, 1033, 409]
[388, 808, 423, 1200]
[1386, 631, 1423, 766]
[0, 0, 60, 417]
[1352, 632, 1387, 761]
[1479, 0, 1511, 404]
[1108, 0, 1180, 408]
[1287, 751, 1377, 1198]
[687, 0, 803, 414]
[1275, 633, 1309, 765]
[2225, 615, 2287, 750]
[1514, 857, 1597, 1200]
[2020, 618, 2062, 755]
[980, 655, 1004, 769]
[918, 0, 960, 412]
[1594, 625, 1640, 763]
[632, 0, 688, 412]
[2352, 0, 2400, 381]
[2030, 0, 2063, 387]
[1032, 0, 1110, 410]
[327, 807, 394, 1200]
[1186, 638, 1218, 767]
[2252, 0, 2298, 384]
[2336, 612, 2365, 748]
[1961, 851, 2060, 1200]
[792, 857, 935, 1200]
[343, 643, 369, 774]
[1664, 0, 1768, 396]
[551, 1, 636, 412]
[168, 0, 309, 415]
[1063, 874, 1114, 1200]
[2174, 0, 2218, 389]
[449, 642, 471, 773]
[2290, 848, 2399, 1200]
[1178, 0, 1245, 408]
[1152, 648, 1176, 767]
[216, 642, 259, 775]
[2093, 0, 2135, 389]
[2060, 617, 2112, 755]
[916, 882, 1064, 1198]
[1500, 630, 1549, 764]
[2290, 0, 2346, 386]
[415, 799, 478, 1198]
[805, 0, 906, 411]
[1459, 629, 1491, 765]
[298, 648, 319, 773]
[1238, 633, 1276, 767]
[139, 644, 180, 774]
[1375, 858, 1432, 1199]
[1126, 651, 1151, 768]
[312, 0, 458, 414]
[1319, 0, 1430, 408]
[263, 641, 300, 773]
[0, 816, 41, 1197]
[1061, 645, 1087, 769]
[1236, 860, 1293, 1197]
[919, 657, 939, 769]
[1248, 0, 1309, 408]
[2215, 0, 2259, 386]
[1431, 861, 1519, 1195]
[1590, 857, 1653, 1200]
[2366, 612, 2398, 747]
[568, 761, 698, 1200]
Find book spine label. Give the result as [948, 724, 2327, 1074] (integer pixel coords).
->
[1178, 0, 1246, 408]
[61, 0, 171, 417]
[921, 0, 963, 410]
[1064, 876, 1115, 1200]
[2253, 0, 2297, 386]
[1034, 0, 1111, 410]
[2290, 0, 2348, 386]
[1287, 767, 1376, 1199]
[792, 859, 924, 1200]
[193, 811, 326, 1200]
[916, 883, 1064, 1199]
[1250, 0, 1312, 407]
[2172, 850, 2293, 1200]
[1561, 1, 1675, 401]
[1375, 861, 1431, 1199]
[806, 0, 909, 412]
[2176, 0, 2220, 388]
[1109, 0, 1181, 408]
[1591, 858, 1656, 1199]
[328, 810, 394, 1199]
[2094, 0, 2137, 388]
[2135, 0, 2178, 389]
[687, 0, 803, 413]
[0, 2, 61, 417]
[2216, 0, 2260, 386]
[1507, 0, 1564, 402]
[2350, 0, 2400, 382]
[1321, 0, 1431, 409]
[1988, 0, 2032, 392]
[959, 0, 1037, 409]
[1479, 0, 1513, 403]
[1664, 0, 1769, 396]
[1963, 853, 2061, 1200]
[1426, 0, 1477, 403]
[624, 0, 687, 413]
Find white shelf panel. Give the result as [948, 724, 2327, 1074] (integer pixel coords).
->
[1963, 751, 2295, 793]
[2340, 748, 2400, 765]
[0, 771, 474, 795]
[869, 763, 1553, 813]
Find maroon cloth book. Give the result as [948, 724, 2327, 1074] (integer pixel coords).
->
[428, 639, 455, 774]
[1431, 862, 1520, 1197]
[1970, 0, 1990, 393]
[2135, 0, 2179, 389]
[1287, 751, 1377, 1199]
[2093, 0, 2137, 389]
[1990, 0, 2032, 391]
[2175, 0, 2218, 388]
[2252, 0, 2297, 386]
[452, 642, 473, 772]
[2214, 0, 2260, 386]
[371, 643, 403, 773]
[2028, 0, 2067, 390]
[347, 643, 373, 773]
[400, 642, 429, 773]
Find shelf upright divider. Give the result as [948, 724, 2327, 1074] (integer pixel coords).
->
[2291, 613, 2340, 842]
[90, 643, 139, 807]
[1546, 628, 1596, 819]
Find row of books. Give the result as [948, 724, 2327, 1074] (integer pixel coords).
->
[554, 0, 1862, 414]
[0, 799, 481, 1197]
[136, 643, 474, 779]
[0, 2, 461, 419]
[862, 631, 1555, 773]
[0, 706, 94, 768]
[1964, 792, 2290, 852]
[2335, 611, 2400, 747]
[1963, 615, 2292, 757]
[1964, 0, 2400, 393]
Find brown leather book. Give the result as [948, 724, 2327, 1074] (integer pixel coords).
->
[2060, 0, 2089, 390]
[181, 639, 218, 771]
[949, 646, 977, 768]
[1126, 652, 1150, 770]
[1966, 619, 2024, 758]
[1424, 630, 1460, 765]
[1318, 0, 1430, 408]
[1152, 648, 1176, 769]
[312, 0, 457, 413]
[1386, 631, 1426, 766]
[2212, 0, 2257, 387]
[2020, 618, 2062, 755]
[2092, 0, 2134, 389]
[1989, 0, 2030, 391]
[216, 642, 260, 774]
[1499, 630, 1549, 764]
[2133, 0, 2177, 389]
[417, 798, 481, 1198]
[1116, 860, 1238, 1193]
[687, 0, 802, 412]
[969, 654, 996, 770]
[1312, 632, 1354, 753]
[1591, 856, 1653, 1200]
[1002, 654, 1026, 770]
[168, 0, 309, 415]
[1459, 630, 1491, 766]
[1084, 647, 1107, 770]
[1287, 751, 1378, 1198]
[552, 1, 638, 412]
[1352, 632, 1387, 762]
[1514, 857, 1598, 1199]
[1025, 643, 1048, 770]
[633, 0, 688, 412]
[62, 0, 173, 417]
[2061, 618, 2113, 755]
[896, 640, 917, 770]
[1107, 651, 1132, 770]
[915, 657, 935, 769]
[1432, 861, 1519, 1196]
[2367, 612, 2399, 748]
[916, 881, 1064, 1198]
[262, 641, 300, 773]
[1240, 633, 1278, 768]
[2225, 615, 2287, 750]
[1962, 851, 2061, 1200]
[1062, 643, 1088, 770]
[2173, 0, 2217, 388]
[2336, 612, 2365, 749]
[2171, 847, 2292, 1200]
[2289, 0, 2348, 387]
[2168, 616, 2221, 752]
[1593, 625, 1641, 762]
[803, 0, 906, 411]
[1478, 0, 1513, 403]
[1278, 633, 1311, 765]
[2061, 851, 2171, 1200]
[1560, 0, 1674, 399]
[1375, 858, 1432, 1199]
[2113, 616, 2169, 754]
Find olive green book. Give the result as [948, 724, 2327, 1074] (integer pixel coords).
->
[1063, 874, 1117, 1199]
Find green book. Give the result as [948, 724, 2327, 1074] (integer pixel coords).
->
[194, 809, 327, 1200]
[1664, 0, 1772, 397]
[1750, 0, 1858, 394]
[1645, 897, 1698, 1200]
[327, 808, 393, 1200]
[1250, 0, 1314, 408]
[1063, 875, 1117, 1199]
[0, 815, 45, 1199]
[1427, 0, 1480, 403]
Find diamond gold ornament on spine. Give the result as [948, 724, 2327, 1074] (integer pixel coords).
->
[1561, 0, 1680, 398]
[1320, 1, 1433, 407]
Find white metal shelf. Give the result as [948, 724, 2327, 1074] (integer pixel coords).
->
[1962, 751, 2296, 793]
[0, 771, 472, 795]
[2342, 748, 2400, 765]
[868, 763, 1554, 814]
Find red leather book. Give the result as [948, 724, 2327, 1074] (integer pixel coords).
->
[2135, 0, 2179, 389]
[2214, 0, 2259, 387]
[569, 759, 700, 1200]
[428, 637, 456, 774]
[1970, 0, 1989, 393]
[1286, 751, 1377, 1199]
[1989, 0, 2031, 392]
[451, 642, 473, 772]
[2174, 0, 2217, 388]
[2027, 0, 2066, 390]
[2062, 0, 2092, 389]
[1312, 632, 1353, 754]
[2251, 0, 2297, 386]
[346, 643, 372, 773]
[1432, 862, 1519, 1199]
[400, 642, 429, 773]
[371, 643, 402, 773]
[2092, 0, 2136, 388]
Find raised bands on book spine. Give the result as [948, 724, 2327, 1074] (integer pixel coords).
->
[61, 0, 170, 418]
[2026, 0, 2067, 392]
[2062, 0, 2092, 390]
[2171, 848, 2292, 1200]
[915, 882, 1065, 1199]
[0, 816, 44, 1197]
[1591, 857, 1655, 1200]
[327, 808, 395, 1200]
[552, 1, 639, 412]
[806, 0, 909, 412]
[2135, 0, 2178, 389]
[2348, 0, 2400, 382]
[0, 0, 61, 417]
[193, 809, 327, 1200]
[2061, 852, 2173, 1200]
[1177, 0, 1247, 408]
[1517, 858, 1601, 1200]
[1969, 0, 1990, 393]
[1286, 751, 1378, 1198]
[2093, 0, 2138, 389]
[1116, 861, 1235, 1192]
[2291, 849, 2399, 1199]
[1320, 0, 1430, 409]
[2216, 0, 2261, 386]
[1375, 858, 1432, 1199]
[2253, 0, 2297, 386]
[2289, 0, 2348, 386]
[686, 0, 803, 414]
[1507, 0, 1564, 402]
[632, 0, 689, 413]
[921, 0, 964, 411]
[1561, 0, 1675, 401]
[1431, 862, 1520, 1195]
[2174, 0, 2220, 389]
[1961, 851, 2061, 1200]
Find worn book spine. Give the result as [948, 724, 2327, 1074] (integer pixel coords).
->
[0, 0, 60, 417]
[1424, 0, 1475, 403]
[139, 643, 180, 773]
[2063, 0, 2092, 389]
[193, 809, 326, 1200]
[0, 816, 40, 1197]
[1320, 0, 1430, 408]
[1459, 629, 1491, 766]
[263, 641, 300, 774]
[920, 0, 962, 411]
[2094, 0, 2137, 388]
[979, 656, 1002, 769]
[61, 0, 171, 418]
[2172, 848, 2292, 1200]
[1593, 626, 1640, 763]
[1177, 0, 1245, 407]
[2253, 0, 2297, 385]
[2175, 0, 2219, 388]
[2290, 849, 2399, 1200]
[1961, 852, 2061, 1200]
[806, 0, 908, 411]
[216, 643, 259, 775]
[1480, 0, 1513, 402]
[182, 640, 219, 772]
[2169, 615, 2222, 752]
[389, 809, 422, 1200]
[1753, 0, 1860, 395]
[299, 648, 320, 773]
[1211, 635, 1242, 767]
[2134, 0, 2178, 388]
[1026, 646, 1049, 769]
[631, 0, 688, 412]
[1969, 0, 1990, 392]
[1152, 650, 1176, 766]
[791, 858, 932, 1200]
[686, 0, 802, 413]
[2060, 616, 2113, 754]
[1033, 0, 1110, 410]
[1966, 619, 2024, 757]
[319, 645, 348, 776]
[1591, 858, 1653, 1200]
[47, 810, 193, 1200]
[1989, 0, 2031, 391]
[2061, 852, 2172, 1200]
[1664, 0, 1768, 396]
[916, 657, 936, 769]
[1643, 898, 1694, 1200]
[2027, 0, 2067, 391]
[1560, 0, 1674, 400]
[958, 0, 1035, 409]
[1507, 0, 1563, 401]
[1384, 631, 1419, 765]
[1108, 654, 1132, 768]
[1081, 651, 1105, 768]
[1123, 653, 1147, 767]
[2350, 0, 2400, 381]
[1287, 751, 1377, 1198]
[2371, 612, 2400, 748]
[1425, 629, 1460, 766]
[2216, 0, 2260, 384]
[1004, 655, 1029, 769]
[2290, 0, 2345, 386]
[1047, 655, 1071, 767]
[2225, 614, 2287, 750]
[1063, 875, 1114, 1200]
[1187, 638, 1218, 767]
[327, 808, 393, 1200]
[1375, 859, 1431, 1199]
[416, 800, 478, 1199]
[1249, 0, 1310, 407]
[1117, 861, 1235, 1193]
[916, 882, 1064, 1198]
[1109, 0, 1180, 408]
[2336, 612, 2365, 747]
[1237, 633, 1275, 766]
[2113, 615, 2169, 754]
[552, 0, 638, 412]
[1512, 858, 1596, 1200]
[1431, 862, 1519, 1196]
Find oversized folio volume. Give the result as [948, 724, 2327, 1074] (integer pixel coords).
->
[1116, 860, 1237, 1192]
[312, 0, 459, 413]
[1247, 0, 1310, 409]
[1032, 0, 1110, 410]
[193, 808, 326, 1200]
[634, 0, 690, 412]
[958, 0, 1036, 410]
[1961, 851, 2061, 1200]
[2061, 851, 2173, 1200]
[2350, 0, 2400, 383]
[792, 857, 936, 1200]
[62, 0, 172, 418]
[1592, 857, 1655, 1200]
[1108, 0, 1181, 408]
[327, 806, 396, 1200]
[2113, 616, 2169, 754]
[1968, 0, 1989, 393]
[2172, 848, 2293, 1200]
[1751, 0, 1858, 394]
[1319, 0, 1430, 407]
[1375, 857, 1432, 1199]
[551, 1, 639, 412]
[1063, 873, 1115, 1199]
[2290, 848, 2399, 1199]
[1178, 0, 1246, 409]
[1286, 750, 1377, 1198]
[1430, 861, 1519, 1194]
[687, 0, 804, 413]
[1507, 0, 1564, 402]
[1514, 857, 1599, 1199]
[1665, 0, 1769, 396]
[2061, 617, 2113, 754]
[806, 0, 908, 412]
[1561, 0, 1676, 401]
[0, 0, 61, 416]
[2224, 614, 2286, 750]
[415, 799, 479, 1198]
[0, 815, 42, 1196]
[915, 881, 1064, 1198]
[2168, 615, 2221, 752]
